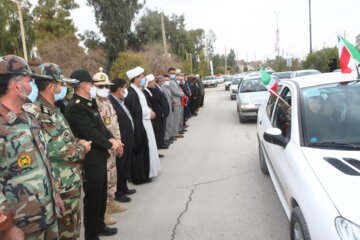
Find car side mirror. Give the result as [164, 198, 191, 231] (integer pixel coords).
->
[263, 128, 287, 148]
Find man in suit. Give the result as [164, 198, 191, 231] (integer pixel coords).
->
[155, 76, 170, 147]
[109, 78, 137, 202]
[65, 69, 121, 240]
[168, 67, 185, 138]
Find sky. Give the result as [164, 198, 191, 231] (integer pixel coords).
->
[32, 0, 360, 61]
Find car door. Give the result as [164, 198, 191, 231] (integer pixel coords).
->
[263, 86, 293, 209]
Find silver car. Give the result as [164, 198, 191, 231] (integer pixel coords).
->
[236, 76, 268, 123]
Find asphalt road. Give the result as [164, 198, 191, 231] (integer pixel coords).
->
[82, 84, 290, 240]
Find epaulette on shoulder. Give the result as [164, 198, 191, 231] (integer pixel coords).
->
[41, 105, 51, 115]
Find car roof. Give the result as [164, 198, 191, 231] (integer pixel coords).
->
[243, 75, 261, 80]
[282, 72, 359, 89]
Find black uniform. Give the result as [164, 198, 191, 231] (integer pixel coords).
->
[65, 94, 113, 240]
[109, 94, 135, 196]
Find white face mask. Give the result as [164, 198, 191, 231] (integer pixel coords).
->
[164, 81, 170, 86]
[96, 88, 110, 98]
[90, 86, 97, 99]
[123, 88, 128, 98]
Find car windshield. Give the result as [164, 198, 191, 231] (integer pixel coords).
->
[301, 80, 360, 148]
[240, 78, 267, 92]
[231, 78, 241, 85]
[277, 72, 291, 79]
[204, 76, 215, 80]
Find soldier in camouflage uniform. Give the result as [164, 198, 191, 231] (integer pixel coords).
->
[93, 69, 126, 226]
[33, 63, 92, 240]
[0, 55, 62, 240]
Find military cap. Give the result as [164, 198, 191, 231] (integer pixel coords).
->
[38, 63, 79, 83]
[70, 69, 93, 83]
[0, 55, 51, 80]
[93, 67, 113, 85]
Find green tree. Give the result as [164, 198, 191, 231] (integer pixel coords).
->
[227, 48, 236, 73]
[33, 0, 78, 39]
[87, 0, 144, 68]
[198, 50, 208, 77]
[110, 51, 148, 80]
[303, 47, 338, 72]
[0, 0, 35, 57]
[78, 30, 104, 49]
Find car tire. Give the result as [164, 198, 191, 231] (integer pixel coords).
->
[239, 113, 246, 123]
[258, 139, 269, 175]
[290, 207, 311, 240]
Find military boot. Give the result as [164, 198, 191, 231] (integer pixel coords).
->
[104, 211, 117, 225]
[107, 199, 128, 214]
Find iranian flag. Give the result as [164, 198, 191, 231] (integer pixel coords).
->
[337, 35, 360, 74]
[260, 67, 278, 94]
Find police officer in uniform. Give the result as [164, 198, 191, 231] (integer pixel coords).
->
[64, 69, 120, 240]
[33, 63, 92, 240]
[0, 55, 62, 240]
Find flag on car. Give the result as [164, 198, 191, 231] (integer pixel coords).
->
[260, 67, 278, 94]
[337, 35, 360, 74]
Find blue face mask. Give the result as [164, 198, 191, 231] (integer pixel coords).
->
[140, 78, 146, 87]
[28, 81, 38, 103]
[54, 86, 67, 101]
[170, 74, 176, 80]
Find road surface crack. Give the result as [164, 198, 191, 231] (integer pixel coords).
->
[171, 186, 196, 240]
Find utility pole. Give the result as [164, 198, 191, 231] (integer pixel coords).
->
[161, 11, 168, 58]
[275, 12, 280, 58]
[11, 0, 28, 61]
[224, 45, 227, 75]
[308, 0, 313, 54]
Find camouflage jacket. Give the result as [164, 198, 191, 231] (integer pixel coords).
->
[96, 96, 121, 141]
[0, 102, 58, 234]
[34, 96, 85, 196]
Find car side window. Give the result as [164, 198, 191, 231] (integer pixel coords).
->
[272, 87, 292, 139]
[266, 85, 283, 119]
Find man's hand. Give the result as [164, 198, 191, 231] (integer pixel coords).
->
[55, 192, 65, 213]
[79, 140, 92, 153]
[116, 140, 124, 157]
[150, 111, 156, 120]
[109, 138, 120, 153]
[0, 213, 7, 224]
[3, 226, 24, 240]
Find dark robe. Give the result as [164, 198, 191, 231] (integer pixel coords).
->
[124, 86, 150, 184]
[143, 87, 165, 148]
[109, 94, 134, 193]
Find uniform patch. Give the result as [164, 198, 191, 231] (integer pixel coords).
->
[87, 102, 92, 107]
[18, 154, 32, 168]
[104, 116, 111, 125]
[75, 99, 80, 104]
[41, 105, 51, 115]
[63, 130, 72, 143]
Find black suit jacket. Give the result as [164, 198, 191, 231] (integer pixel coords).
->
[155, 86, 170, 118]
[109, 94, 135, 151]
[65, 94, 113, 166]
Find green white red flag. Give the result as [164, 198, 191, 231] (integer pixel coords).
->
[337, 35, 360, 74]
[260, 67, 278, 94]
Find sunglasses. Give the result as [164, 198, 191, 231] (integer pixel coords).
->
[97, 85, 110, 89]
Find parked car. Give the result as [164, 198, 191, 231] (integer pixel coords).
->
[291, 69, 321, 78]
[203, 76, 218, 88]
[276, 71, 292, 80]
[224, 76, 233, 90]
[229, 77, 242, 100]
[257, 72, 360, 240]
[236, 76, 268, 122]
[216, 76, 225, 84]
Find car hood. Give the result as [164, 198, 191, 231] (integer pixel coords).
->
[302, 147, 360, 223]
[239, 91, 267, 105]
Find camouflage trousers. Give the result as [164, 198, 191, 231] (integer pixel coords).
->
[107, 153, 117, 200]
[57, 191, 81, 240]
[26, 220, 58, 240]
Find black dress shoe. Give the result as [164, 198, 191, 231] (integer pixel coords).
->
[115, 195, 131, 203]
[124, 189, 136, 195]
[99, 226, 118, 236]
[159, 154, 164, 158]
[132, 178, 152, 185]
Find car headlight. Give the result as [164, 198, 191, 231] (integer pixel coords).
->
[240, 104, 257, 109]
[335, 217, 360, 240]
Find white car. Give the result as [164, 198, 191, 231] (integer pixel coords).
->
[216, 76, 224, 84]
[203, 76, 218, 88]
[291, 69, 321, 78]
[229, 77, 242, 100]
[236, 76, 268, 122]
[257, 72, 360, 240]
[224, 76, 233, 90]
